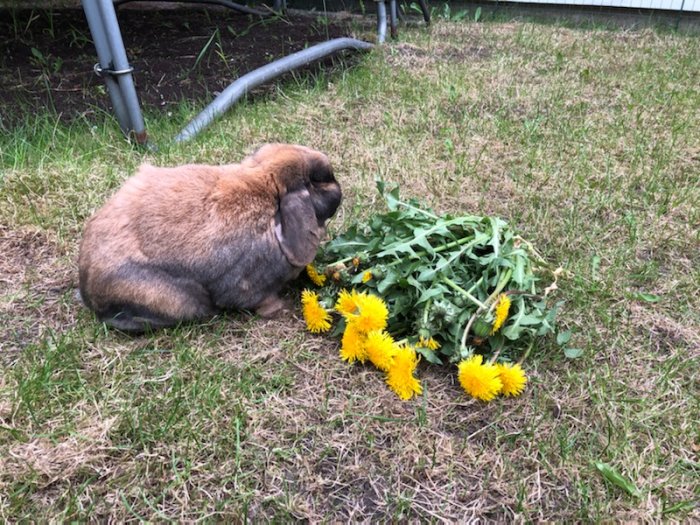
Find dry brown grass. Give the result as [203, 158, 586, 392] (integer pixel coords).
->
[0, 225, 77, 363]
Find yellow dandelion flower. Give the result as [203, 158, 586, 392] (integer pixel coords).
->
[386, 345, 422, 400]
[340, 322, 367, 363]
[491, 293, 511, 334]
[335, 289, 360, 317]
[496, 363, 528, 397]
[305, 264, 327, 287]
[417, 336, 440, 350]
[351, 293, 388, 333]
[301, 289, 332, 333]
[362, 270, 373, 283]
[457, 354, 503, 402]
[364, 330, 397, 372]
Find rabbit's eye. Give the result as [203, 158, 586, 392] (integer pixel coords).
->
[309, 160, 335, 184]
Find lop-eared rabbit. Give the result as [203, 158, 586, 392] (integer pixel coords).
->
[79, 144, 342, 332]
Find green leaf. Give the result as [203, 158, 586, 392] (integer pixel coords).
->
[31, 47, 44, 60]
[413, 233, 434, 254]
[376, 270, 400, 294]
[488, 217, 503, 256]
[417, 266, 437, 282]
[315, 188, 561, 363]
[518, 313, 546, 326]
[633, 292, 661, 303]
[662, 500, 698, 516]
[545, 301, 564, 325]
[502, 324, 526, 340]
[416, 286, 447, 305]
[375, 178, 386, 196]
[330, 318, 346, 338]
[591, 254, 601, 279]
[512, 256, 526, 285]
[564, 347, 584, 359]
[415, 346, 443, 365]
[384, 185, 401, 210]
[556, 330, 572, 346]
[594, 462, 642, 498]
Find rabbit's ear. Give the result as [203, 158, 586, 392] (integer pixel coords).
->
[275, 188, 322, 267]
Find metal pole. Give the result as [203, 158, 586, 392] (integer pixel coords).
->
[389, 0, 398, 39]
[416, 0, 430, 25]
[81, 0, 130, 134]
[376, 1, 387, 44]
[272, 0, 286, 14]
[96, 0, 148, 144]
[174, 37, 373, 142]
[677, 0, 686, 30]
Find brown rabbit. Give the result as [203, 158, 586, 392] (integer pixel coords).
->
[78, 143, 342, 332]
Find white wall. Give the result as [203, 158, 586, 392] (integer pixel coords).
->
[501, 0, 699, 12]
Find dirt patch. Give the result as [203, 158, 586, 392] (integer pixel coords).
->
[1, 415, 117, 485]
[385, 42, 491, 70]
[0, 6, 359, 125]
[0, 225, 77, 361]
[629, 303, 700, 354]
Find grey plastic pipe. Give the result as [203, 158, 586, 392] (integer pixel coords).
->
[174, 37, 373, 142]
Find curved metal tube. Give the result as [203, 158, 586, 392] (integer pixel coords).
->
[376, 1, 387, 44]
[175, 37, 373, 142]
[113, 0, 272, 18]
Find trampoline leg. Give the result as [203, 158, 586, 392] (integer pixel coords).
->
[376, 1, 387, 44]
[81, 0, 148, 144]
[416, 0, 430, 25]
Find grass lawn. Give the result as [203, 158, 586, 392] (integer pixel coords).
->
[1, 12, 699, 521]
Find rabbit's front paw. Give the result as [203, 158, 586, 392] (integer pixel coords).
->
[255, 294, 290, 318]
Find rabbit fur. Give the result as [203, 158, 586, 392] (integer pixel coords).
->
[78, 143, 342, 332]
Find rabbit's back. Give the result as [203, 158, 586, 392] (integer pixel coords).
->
[78, 144, 341, 331]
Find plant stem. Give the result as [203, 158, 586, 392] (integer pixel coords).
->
[459, 268, 513, 352]
[465, 276, 484, 295]
[517, 339, 536, 365]
[486, 269, 513, 313]
[442, 277, 487, 309]
[422, 299, 431, 326]
[433, 235, 476, 255]
[488, 341, 504, 364]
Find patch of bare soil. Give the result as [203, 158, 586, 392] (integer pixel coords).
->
[1, 415, 117, 484]
[0, 225, 77, 362]
[0, 6, 357, 125]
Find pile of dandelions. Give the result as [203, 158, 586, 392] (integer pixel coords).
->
[301, 182, 563, 402]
